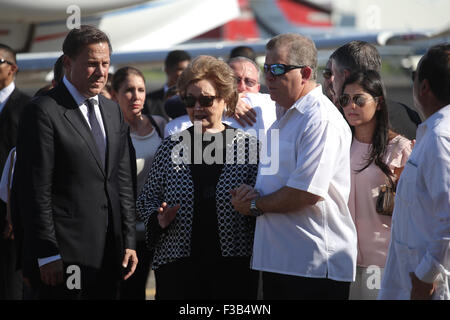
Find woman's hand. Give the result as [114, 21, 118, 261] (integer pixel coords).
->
[157, 202, 180, 229]
[229, 184, 259, 215]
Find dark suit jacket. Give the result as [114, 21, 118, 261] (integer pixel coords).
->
[0, 87, 30, 230]
[12, 83, 136, 282]
[143, 87, 169, 120]
[387, 99, 421, 140]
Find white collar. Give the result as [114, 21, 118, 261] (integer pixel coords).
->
[0, 81, 15, 104]
[63, 76, 99, 106]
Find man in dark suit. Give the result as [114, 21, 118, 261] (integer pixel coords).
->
[0, 43, 30, 300]
[329, 41, 421, 140]
[13, 25, 137, 299]
[143, 50, 190, 120]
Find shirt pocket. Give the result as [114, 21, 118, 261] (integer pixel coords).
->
[395, 160, 418, 207]
[276, 140, 296, 179]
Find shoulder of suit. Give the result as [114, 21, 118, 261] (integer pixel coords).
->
[6, 88, 31, 106]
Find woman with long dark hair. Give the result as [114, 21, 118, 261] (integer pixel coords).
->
[111, 66, 167, 299]
[339, 70, 412, 299]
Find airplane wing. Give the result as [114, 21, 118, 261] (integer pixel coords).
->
[1, 0, 240, 53]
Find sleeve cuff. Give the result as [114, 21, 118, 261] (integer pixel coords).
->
[414, 252, 442, 284]
[38, 255, 62, 267]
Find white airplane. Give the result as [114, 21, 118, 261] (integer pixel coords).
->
[1, 0, 240, 53]
[6, 0, 449, 74]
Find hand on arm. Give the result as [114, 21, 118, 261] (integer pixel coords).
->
[230, 184, 260, 215]
[230, 184, 321, 216]
[233, 95, 257, 127]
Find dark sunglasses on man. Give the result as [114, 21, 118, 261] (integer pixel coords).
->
[0, 58, 14, 66]
[338, 94, 378, 108]
[182, 94, 217, 108]
[263, 63, 306, 76]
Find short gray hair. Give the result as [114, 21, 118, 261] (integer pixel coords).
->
[266, 33, 318, 80]
[228, 56, 260, 80]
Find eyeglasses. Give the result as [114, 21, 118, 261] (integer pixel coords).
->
[0, 58, 14, 66]
[182, 95, 217, 108]
[263, 63, 306, 76]
[236, 76, 258, 87]
[322, 68, 333, 80]
[338, 94, 378, 108]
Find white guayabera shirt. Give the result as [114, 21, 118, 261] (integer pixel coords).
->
[379, 104, 450, 300]
[252, 85, 357, 282]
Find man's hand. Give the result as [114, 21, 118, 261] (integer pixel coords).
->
[122, 249, 138, 280]
[40, 259, 64, 286]
[233, 95, 257, 127]
[230, 184, 259, 215]
[410, 272, 436, 300]
[157, 202, 180, 229]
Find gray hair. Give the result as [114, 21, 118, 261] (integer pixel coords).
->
[266, 33, 318, 80]
[228, 56, 260, 80]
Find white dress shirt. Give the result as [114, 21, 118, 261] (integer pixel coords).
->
[379, 104, 450, 300]
[0, 81, 15, 114]
[251, 85, 357, 282]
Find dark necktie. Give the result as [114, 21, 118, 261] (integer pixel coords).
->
[85, 98, 106, 168]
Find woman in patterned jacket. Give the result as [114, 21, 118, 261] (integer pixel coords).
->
[137, 55, 259, 300]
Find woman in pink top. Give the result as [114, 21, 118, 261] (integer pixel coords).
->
[338, 70, 412, 299]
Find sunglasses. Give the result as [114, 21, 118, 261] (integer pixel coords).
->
[322, 68, 333, 80]
[182, 95, 217, 108]
[263, 63, 306, 76]
[338, 94, 378, 108]
[236, 76, 258, 87]
[0, 58, 14, 66]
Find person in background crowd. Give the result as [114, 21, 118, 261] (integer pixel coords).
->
[330, 40, 421, 140]
[322, 58, 335, 103]
[229, 45, 256, 62]
[379, 43, 450, 300]
[0, 43, 30, 300]
[111, 66, 166, 300]
[339, 70, 412, 299]
[144, 50, 191, 120]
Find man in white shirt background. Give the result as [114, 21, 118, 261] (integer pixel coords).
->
[231, 33, 357, 299]
[379, 43, 450, 300]
[0, 43, 30, 300]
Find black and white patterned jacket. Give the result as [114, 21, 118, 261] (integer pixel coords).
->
[136, 128, 259, 269]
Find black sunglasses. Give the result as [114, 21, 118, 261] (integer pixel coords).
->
[263, 63, 306, 76]
[322, 68, 333, 80]
[338, 94, 377, 108]
[182, 95, 217, 108]
[0, 58, 14, 66]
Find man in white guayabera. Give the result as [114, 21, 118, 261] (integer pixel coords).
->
[230, 33, 357, 300]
